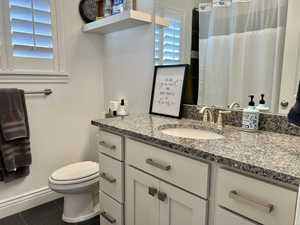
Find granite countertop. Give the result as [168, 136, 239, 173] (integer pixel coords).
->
[92, 114, 300, 188]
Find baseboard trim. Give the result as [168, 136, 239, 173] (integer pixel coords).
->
[0, 187, 62, 219]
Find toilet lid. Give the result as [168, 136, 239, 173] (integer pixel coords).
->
[51, 161, 99, 181]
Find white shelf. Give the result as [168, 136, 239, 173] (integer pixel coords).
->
[155, 16, 169, 27]
[82, 10, 152, 34]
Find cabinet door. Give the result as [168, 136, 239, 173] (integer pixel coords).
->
[126, 166, 159, 225]
[159, 180, 207, 225]
[215, 207, 259, 225]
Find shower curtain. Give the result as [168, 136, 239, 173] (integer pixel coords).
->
[197, 0, 288, 112]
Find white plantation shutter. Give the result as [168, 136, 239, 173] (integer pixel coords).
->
[155, 19, 182, 65]
[9, 0, 53, 59]
[0, 0, 66, 78]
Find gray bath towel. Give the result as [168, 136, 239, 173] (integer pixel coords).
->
[0, 89, 31, 182]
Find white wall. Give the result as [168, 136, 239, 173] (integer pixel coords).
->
[102, 1, 154, 113]
[0, 0, 104, 202]
[102, 25, 154, 113]
[102, 0, 201, 112]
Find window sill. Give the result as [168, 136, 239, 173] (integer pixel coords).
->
[0, 71, 69, 83]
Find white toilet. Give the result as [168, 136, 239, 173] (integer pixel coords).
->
[48, 161, 100, 223]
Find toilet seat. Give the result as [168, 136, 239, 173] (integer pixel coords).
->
[49, 161, 99, 185]
[48, 161, 100, 223]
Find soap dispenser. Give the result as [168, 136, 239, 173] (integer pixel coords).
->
[256, 94, 270, 112]
[242, 95, 260, 132]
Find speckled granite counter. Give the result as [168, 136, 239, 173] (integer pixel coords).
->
[92, 114, 300, 188]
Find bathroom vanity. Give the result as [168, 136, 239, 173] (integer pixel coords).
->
[92, 114, 300, 225]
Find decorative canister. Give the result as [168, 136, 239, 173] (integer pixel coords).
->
[242, 107, 260, 132]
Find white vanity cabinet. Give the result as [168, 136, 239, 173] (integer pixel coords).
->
[97, 129, 298, 225]
[97, 131, 125, 225]
[216, 169, 297, 225]
[126, 166, 207, 225]
[125, 139, 208, 225]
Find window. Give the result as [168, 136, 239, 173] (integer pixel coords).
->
[0, 0, 66, 77]
[155, 18, 182, 66]
[9, 0, 54, 59]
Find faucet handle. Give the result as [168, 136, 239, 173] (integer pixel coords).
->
[203, 110, 209, 123]
[217, 111, 231, 130]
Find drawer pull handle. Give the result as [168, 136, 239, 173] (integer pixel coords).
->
[158, 192, 168, 202]
[99, 141, 116, 150]
[148, 187, 158, 197]
[146, 158, 171, 171]
[100, 172, 117, 183]
[229, 190, 274, 213]
[101, 212, 116, 224]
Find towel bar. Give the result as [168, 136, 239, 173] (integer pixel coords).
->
[25, 89, 52, 96]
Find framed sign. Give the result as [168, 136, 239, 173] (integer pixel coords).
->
[150, 64, 189, 118]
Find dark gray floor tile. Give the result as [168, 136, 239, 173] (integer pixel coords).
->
[77, 216, 100, 225]
[0, 200, 99, 225]
[0, 214, 26, 225]
[20, 201, 64, 225]
[54, 198, 64, 211]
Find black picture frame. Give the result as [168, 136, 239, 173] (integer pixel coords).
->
[149, 64, 189, 119]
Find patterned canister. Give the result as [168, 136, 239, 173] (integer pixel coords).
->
[242, 107, 260, 132]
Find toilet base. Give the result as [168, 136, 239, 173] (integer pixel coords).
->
[62, 190, 100, 223]
[63, 208, 100, 223]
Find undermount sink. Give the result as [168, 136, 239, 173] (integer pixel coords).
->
[159, 125, 225, 140]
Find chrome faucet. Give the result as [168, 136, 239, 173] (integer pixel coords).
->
[199, 106, 231, 130]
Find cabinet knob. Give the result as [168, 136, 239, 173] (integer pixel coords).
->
[280, 100, 289, 107]
[158, 192, 167, 202]
[148, 187, 158, 197]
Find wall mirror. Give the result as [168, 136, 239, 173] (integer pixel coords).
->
[154, 0, 300, 114]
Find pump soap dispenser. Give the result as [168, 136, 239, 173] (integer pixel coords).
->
[256, 94, 270, 112]
[242, 95, 260, 132]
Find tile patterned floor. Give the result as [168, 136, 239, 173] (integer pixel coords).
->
[0, 198, 100, 225]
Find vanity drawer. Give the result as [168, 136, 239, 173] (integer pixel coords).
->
[126, 139, 209, 198]
[215, 207, 259, 225]
[216, 169, 297, 225]
[100, 191, 124, 225]
[99, 153, 124, 203]
[98, 130, 124, 161]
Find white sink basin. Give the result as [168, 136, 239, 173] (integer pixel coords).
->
[160, 127, 224, 140]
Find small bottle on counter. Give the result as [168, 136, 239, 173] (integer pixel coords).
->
[118, 99, 128, 116]
[242, 95, 260, 132]
[109, 100, 120, 117]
